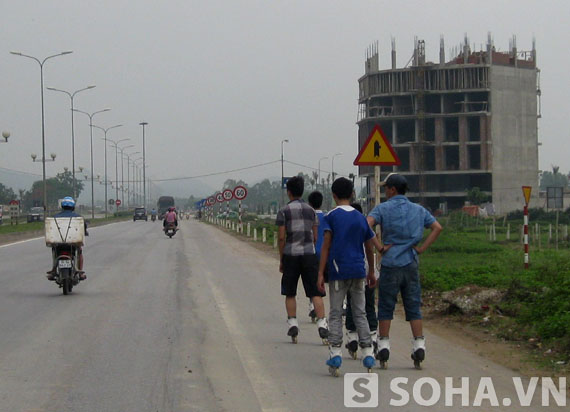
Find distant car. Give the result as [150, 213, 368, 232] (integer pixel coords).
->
[216, 211, 239, 219]
[27, 207, 44, 223]
[133, 207, 148, 221]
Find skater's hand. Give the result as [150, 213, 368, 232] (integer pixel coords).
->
[413, 245, 424, 255]
[366, 271, 377, 288]
[317, 273, 326, 294]
[377, 244, 392, 255]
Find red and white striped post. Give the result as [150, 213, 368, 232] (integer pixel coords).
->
[522, 186, 532, 269]
[238, 200, 242, 232]
[523, 204, 529, 269]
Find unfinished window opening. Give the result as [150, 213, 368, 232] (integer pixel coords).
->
[467, 117, 481, 141]
[442, 93, 464, 113]
[393, 96, 414, 116]
[425, 118, 435, 141]
[395, 147, 410, 172]
[466, 91, 489, 112]
[469, 174, 492, 192]
[368, 96, 392, 117]
[468, 145, 481, 169]
[425, 95, 440, 114]
[378, 121, 393, 144]
[396, 119, 415, 143]
[444, 118, 459, 142]
[424, 146, 436, 171]
[445, 146, 460, 170]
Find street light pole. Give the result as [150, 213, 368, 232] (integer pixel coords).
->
[72, 108, 111, 219]
[46, 85, 95, 199]
[139, 122, 148, 209]
[118, 144, 134, 210]
[125, 150, 139, 210]
[332, 152, 343, 183]
[318, 156, 328, 192]
[107, 138, 130, 213]
[281, 139, 289, 206]
[0, 131, 11, 144]
[11, 50, 73, 218]
[93, 124, 122, 217]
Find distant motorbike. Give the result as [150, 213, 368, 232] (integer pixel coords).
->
[151, 214, 156, 222]
[164, 222, 177, 238]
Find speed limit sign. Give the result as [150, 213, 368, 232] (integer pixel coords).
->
[222, 189, 233, 201]
[216, 192, 224, 203]
[208, 196, 215, 206]
[233, 185, 247, 200]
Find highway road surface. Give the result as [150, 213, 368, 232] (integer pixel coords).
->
[0, 218, 566, 411]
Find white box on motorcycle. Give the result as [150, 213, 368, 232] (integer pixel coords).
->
[45, 217, 85, 246]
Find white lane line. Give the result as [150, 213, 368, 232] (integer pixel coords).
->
[0, 236, 43, 248]
[203, 269, 289, 412]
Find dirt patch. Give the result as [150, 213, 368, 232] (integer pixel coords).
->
[0, 230, 44, 246]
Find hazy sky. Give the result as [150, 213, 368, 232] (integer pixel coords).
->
[1, 0, 568, 198]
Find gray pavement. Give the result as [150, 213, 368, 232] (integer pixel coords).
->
[0, 219, 566, 411]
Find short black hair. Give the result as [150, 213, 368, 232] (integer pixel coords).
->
[331, 177, 353, 200]
[385, 174, 408, 195]
[286, 176, 304, 197]
[350, 202, 363, 214]
[308, 191, 323, 209]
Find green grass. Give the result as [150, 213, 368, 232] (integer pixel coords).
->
[421, 222, 570, 355]
[0, 214, 131, 236]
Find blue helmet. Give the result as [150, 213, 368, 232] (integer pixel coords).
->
[61, 196, 76, 209]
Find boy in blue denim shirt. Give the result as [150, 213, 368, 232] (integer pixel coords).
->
[367, 173, 442, 369]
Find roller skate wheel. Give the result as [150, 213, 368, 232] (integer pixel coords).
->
[349, 351, 357, 360]
[328, 367, 341, 377]
[414, 360, 422, 370]
[379, 360, 388, 370]
[291, 335, 298, 344]
[367, 368, 373, 373]
[322, 338, 329, 346]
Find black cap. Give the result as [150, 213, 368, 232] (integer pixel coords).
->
[379, 173, 408, 193]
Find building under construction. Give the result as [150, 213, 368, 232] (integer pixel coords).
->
[357, 34, 540, 214]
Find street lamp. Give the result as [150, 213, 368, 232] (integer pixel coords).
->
[1, 131, 11, 143]
[332, 152, 343, 183]
[31, 153, 56, 208]
[93, 124, 122, 217]
[107, 138, 130, 213]
[46, 85, 95, 199]
[73, 108, 110, 218]
[133, 157, 143, 205]
[118, 144, 134, 209]
[11, 50, 73, 219]
[124, 150, 139, 209]
[281, 139, 289, 206]
[139, 122, 148, 208]
[318, 156, 328, 191]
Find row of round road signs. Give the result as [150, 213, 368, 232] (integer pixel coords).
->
[204, 185, 247, 207]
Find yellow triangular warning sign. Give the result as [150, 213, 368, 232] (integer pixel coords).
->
[522, 186, 532, 205]
[353, 125, 400, 166]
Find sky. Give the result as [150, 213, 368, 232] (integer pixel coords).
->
[1, 0, 568, 200]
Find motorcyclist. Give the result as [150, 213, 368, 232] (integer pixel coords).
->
[47, 196, 88, 280]
[151, 208, 157, 221]
[163, 207, 178, 230]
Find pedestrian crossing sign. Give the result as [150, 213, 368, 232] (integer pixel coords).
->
[353, 125, 400, 166]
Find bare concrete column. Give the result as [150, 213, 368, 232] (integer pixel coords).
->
[253, 228, 257, 242]
[434, 118, 445, 170]
[458, 117, 468, 170]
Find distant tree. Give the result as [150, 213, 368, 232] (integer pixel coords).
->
[0, 183, 16, 204]
[21, 170, 84, 211]
[466, 187, 489, 205]
[540, 165, 568, 189]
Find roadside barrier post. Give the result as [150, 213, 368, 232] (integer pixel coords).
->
[254, 228, 257, 242]
[262, 228, 266, 243]
[247, 223, 251, 237]
[273, 232, 277, 248]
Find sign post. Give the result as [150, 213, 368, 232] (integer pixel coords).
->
[353, 125, 400, 209]
[9, 200, 19, 225]
[522, 186, 532, 269]
[233, 185, 248, 233]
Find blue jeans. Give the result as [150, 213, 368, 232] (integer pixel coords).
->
[378, 260, 422, 321]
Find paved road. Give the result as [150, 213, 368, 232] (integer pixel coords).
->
[0, 219, 566, 411]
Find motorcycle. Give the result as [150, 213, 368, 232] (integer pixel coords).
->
[52, 244, 82, 295]
[45, 216, 86, 295]
[151, 214, 156, 222]
[164, 222, 177, 238]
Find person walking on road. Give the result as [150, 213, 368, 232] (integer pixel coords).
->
[367, 173, 442, 369]
[276, 176, 328, 344]
[317, 178, 377, 376]
[307, 190, 328, 323]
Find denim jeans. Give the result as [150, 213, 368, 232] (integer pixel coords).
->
[377, 260, 422, 321]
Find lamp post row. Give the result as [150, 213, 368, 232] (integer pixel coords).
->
[10, 51, 151, 217]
